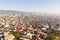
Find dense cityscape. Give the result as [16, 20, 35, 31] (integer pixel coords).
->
[0, 10, 60, 40]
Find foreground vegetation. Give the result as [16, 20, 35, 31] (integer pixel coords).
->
[10, 31, 21, 40]
[49, 29, 60, 40]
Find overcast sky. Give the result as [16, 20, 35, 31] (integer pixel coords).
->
[0, 0, 60, 14]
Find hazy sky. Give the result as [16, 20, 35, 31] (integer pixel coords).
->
[0, 0, 60, 14]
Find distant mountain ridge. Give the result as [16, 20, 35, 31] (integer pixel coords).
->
[0, 10, 35, 14]
[0, 10, 26, 14]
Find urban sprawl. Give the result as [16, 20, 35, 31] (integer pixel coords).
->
[0, 11, 60, 40]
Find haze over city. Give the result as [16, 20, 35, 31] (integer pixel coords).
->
[0, 0, 60, 15]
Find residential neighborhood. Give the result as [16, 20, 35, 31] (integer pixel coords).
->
[0, 12, 60, 40]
